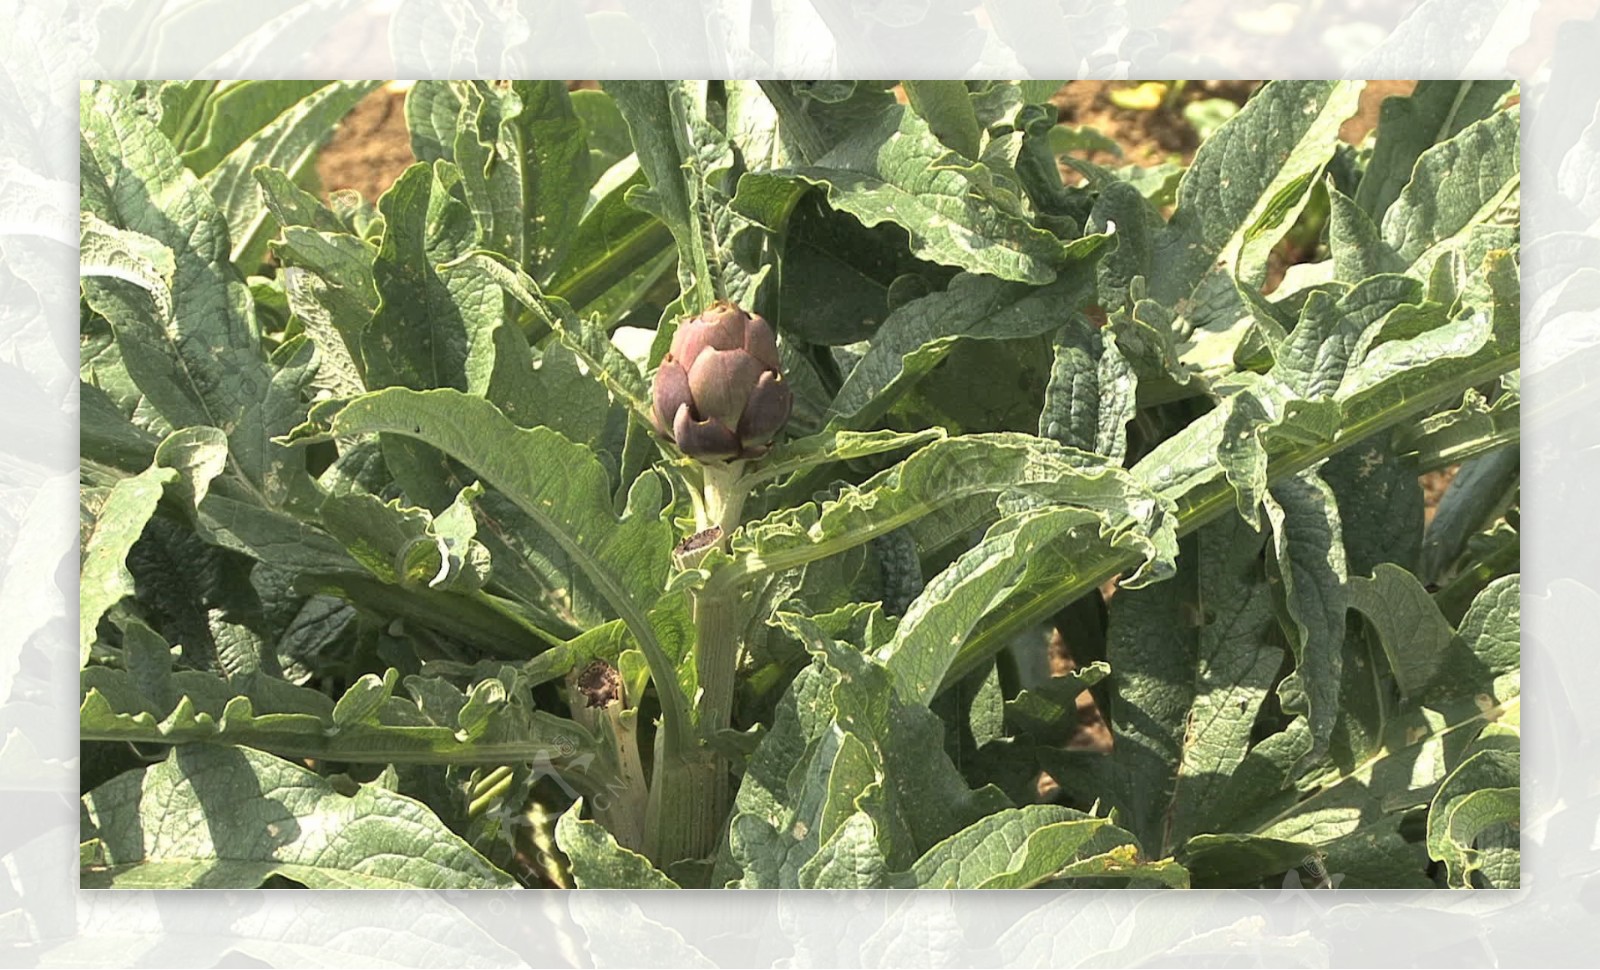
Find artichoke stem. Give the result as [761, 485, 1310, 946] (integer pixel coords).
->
[645, 459, 750, 866]
[699, 460, 748, 540]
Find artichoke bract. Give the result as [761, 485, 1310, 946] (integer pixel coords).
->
[652, 301, 793, 462]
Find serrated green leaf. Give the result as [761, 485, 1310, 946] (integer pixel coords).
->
[901, 80, 983, 160]
[1038, 314, 1100, 453]
[80, 463, 177, 665]
[153, 80, 217, 150]
[903, 805, 1165, 889]
[152, 425, 229, 510]
[404, 81, 463, 165]
[963, 243, 1515, 703]
[1321, 432, 1424, 578]
[188, 492, 357, 575]
[200, 81, 380, 269]
[81, 662, 599, 773]
[744, 428, 945, 489]
[444, 251, 652, 423]
[258, 167, 378, 396]
[1393, 388, 1518, 472]
[883, 507, 1106, 706]
[721, 621, 1008, 888]
[606, 81, 739, 310]
[1426, 748, 1519, 888]
[81, 380, 161, 478]
[1328, 185, 1405, 282]
[1339, 250, 1519, 434]
[742, 102, 1075, 284]
[450, 81, 589, 278]
[178, 81, 322, 174]
[1054, 514, 1280, 855]
[721, 434, 1172, 595]
[1153, 80, 1363, 344]
[1356, 81, 1516, 224]
[80, 745, 515, 888]
[1266, 470, 1348, 769]
[363, 161, 503, 395]
[319, 491, 436, 586]
[80, 85, 280, 490]
[544, 163, 675, 320]
[304, 388, 687, 740]
[556, 800, 679, 888]
[1430, 573, 1521, 701]
[828, 244, 1108, 427]
[761, 192, 955, 346]
[1382, 107, 1519, 272]
[571, 88, 634, 179]
[114, 614, 177, 716]
[1349, 563, 1455, 699]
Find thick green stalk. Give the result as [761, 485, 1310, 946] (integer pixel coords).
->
[644, 460, 751, 864]
[644, 747, 724, 864]
[690, 462, 749, 748]
[688, 584, 741, 783]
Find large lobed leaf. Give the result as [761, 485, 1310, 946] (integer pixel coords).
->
[1172, 573, 1520, 887]
[719, 615, 1011, 888]
[904, 805, 1186, 889]
[80, 85, 284, 491]
[78, 464, 177, 665]
[81, 745, 514, 889]
[81, 659, 602, 778]
[739, 100, 1077, 285]
[289, 387, 691, 740]
[1064, 516, 1283, 857]
[199, 80, 381, 269]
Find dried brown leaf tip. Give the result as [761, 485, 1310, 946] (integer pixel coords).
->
[576, 659, 622, 709]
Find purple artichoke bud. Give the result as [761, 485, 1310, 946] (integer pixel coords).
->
[651, 301, 793, 462]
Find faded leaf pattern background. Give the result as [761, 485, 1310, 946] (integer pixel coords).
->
[5, 0, 1597, 963]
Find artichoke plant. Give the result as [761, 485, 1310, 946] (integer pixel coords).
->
[651, 301, 793, 461]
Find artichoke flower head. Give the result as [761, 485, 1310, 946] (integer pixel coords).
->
[652, 301, 793, 462]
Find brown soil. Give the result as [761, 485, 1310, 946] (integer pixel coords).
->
[317, 82, 414, 203]
[1421, 466, 1460, 526]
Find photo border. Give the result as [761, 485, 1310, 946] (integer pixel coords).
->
[6, 1, 1594, 964]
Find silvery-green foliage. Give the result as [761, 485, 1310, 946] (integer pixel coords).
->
[79, 79, 1518, 889]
